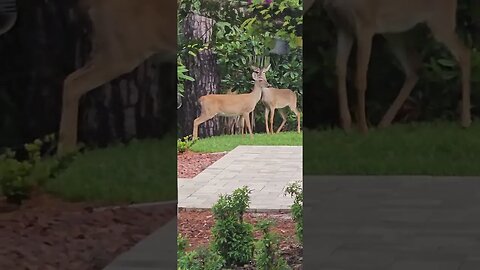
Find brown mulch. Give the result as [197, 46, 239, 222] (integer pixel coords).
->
[177, 151, 226, 178]
[178, 209, 303, 269]
[0, 192, 176, 270]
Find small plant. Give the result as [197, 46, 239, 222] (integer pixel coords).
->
[254, 219, 290, 270]
[0, 134, 64, 205]
[285, 181, 303, 243]
[177, 135, 196, 153]
[177, 234, 225, 270]
[211, 186, 255, 266]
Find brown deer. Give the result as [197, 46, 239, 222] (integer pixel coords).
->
[57, 0, 176, 155]
[305, 0, 471, 132]
[192, 65, 270, 140]
[251, 66, 301, 134]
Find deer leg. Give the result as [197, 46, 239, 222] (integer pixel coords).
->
[379, 34, 420, 128]
[57, 57, 139, 156]
[269, 107, 276, 135]
[243, 112, 254, 139]
[193, 112, 215, 140]
[336, 30, 354, 131]
[276, 108, 287, 133]
[265, 107, 270, 134]
[429, 21, 472, 128]
[354, 30, 374, 133]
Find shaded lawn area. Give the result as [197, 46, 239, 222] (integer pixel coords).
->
[304, 122, 480, 175]
[45, 137, 177, 204]
[190, 131, 303, 153]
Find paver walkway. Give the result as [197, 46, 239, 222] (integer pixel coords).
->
[178, 145, 303, 211]
[304, 176, 480, 270]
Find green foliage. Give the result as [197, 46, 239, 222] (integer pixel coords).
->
[178, 0, 303, 133]
[177, 59, 195, 97]
[285, 181, 303, 243]
[0, 134, 57, 204]
[211, 186, 255, 266]
[254, 219, 291, 270]
[177, 234, 225, 270]
[177, 135, 196, 153]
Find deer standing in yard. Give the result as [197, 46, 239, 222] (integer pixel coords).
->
[57, 0, 176, 155]
[304, 0, 471, 132]
[192, 66, 270, 140]
[251, 66, 301, 134]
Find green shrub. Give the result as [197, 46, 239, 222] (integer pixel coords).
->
[0, 134, 67, 204]
[254, 219, 291, 270]
[285, 181, 303, 243]
[177, 135, 196, 153]
[177, 234, 225, 270]
[211, 186, 255, 266]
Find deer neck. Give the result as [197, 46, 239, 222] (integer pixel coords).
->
[251, 82, 264, 103]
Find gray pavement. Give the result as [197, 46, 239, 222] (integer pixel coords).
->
[304, 176, 480, 270]
[178, 145, 303, 211]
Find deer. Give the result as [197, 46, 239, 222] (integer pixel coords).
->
[251, 66, 301, 134]
[304, 0, 471, 132]
[56, 0, 176, 156]
[192, 65, 270, 140]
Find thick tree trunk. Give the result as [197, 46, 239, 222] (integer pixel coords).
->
[178, 13, 220, 138]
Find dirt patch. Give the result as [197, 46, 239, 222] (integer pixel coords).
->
[178, 209, 303, 269]
[0, 192, 176, 270]
[177, 151, 226, 178]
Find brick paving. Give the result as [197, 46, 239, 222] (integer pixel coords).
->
[178, 146, 303, 211]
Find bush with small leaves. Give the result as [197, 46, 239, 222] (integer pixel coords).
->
[0, 134, 66, 205]
[285, 181, 303, 243]
[177, 234, 225, 270]
[211, 186, 255, 266]
[254, 219, 291, 270]
[177, 135, 196, 153]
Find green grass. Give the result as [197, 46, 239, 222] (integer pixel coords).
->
[45, 137, 176, 204]
[304, 121, 480, 175]
[190, 131, 303, 153]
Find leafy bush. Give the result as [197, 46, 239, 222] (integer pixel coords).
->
[211, 186, 255, 266]
[177, 135, 196, 153]
[254, 219, 290, 270]
[177, 234, 225, 270]
[285, 181, 303, 243]
[0, 135, 57, 204]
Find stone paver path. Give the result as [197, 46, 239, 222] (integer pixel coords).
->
[304, 176, 480, 270]
[178, 145, 303, 211]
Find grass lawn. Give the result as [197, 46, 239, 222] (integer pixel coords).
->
[189, 131, 303, 153]
[45, 137, 176, 204]
[304, 121, 480, 175]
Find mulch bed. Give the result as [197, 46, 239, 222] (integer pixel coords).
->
[178, 209, 303, 269]
[177, 150, 226, 178]
[0, 191, 176, 270]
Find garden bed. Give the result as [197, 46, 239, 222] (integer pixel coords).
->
[0, 191, 176, 270]
[178, 209, 303, 269]
[177, 151, 226, 178]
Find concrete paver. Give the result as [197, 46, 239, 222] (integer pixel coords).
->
[178, 146, 303, 211]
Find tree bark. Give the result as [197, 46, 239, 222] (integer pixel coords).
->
[178, 13, 220, 138]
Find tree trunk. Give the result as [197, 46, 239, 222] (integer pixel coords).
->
[178, 13, 220, 138]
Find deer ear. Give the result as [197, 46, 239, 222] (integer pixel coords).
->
[264, 64, 271, 72]
[252, 72, 258, 80]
